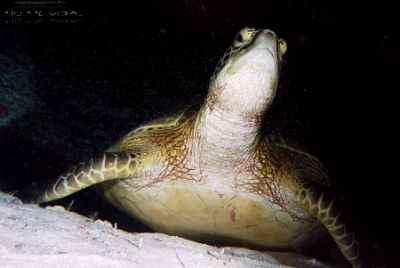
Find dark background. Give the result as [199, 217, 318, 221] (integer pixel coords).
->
[0, 0, 398, 267]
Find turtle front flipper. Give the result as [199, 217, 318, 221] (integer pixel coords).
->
[296, 184, 365, 268]
[20, 153, 138, 204]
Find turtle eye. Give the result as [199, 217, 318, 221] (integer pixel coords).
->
[233, 33, 244, 48]
[235, 33, 243, 43]
[279, 38, 287, 55]
[233, 27, 255, 48]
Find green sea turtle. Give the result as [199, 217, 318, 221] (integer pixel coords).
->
[20, 28, 364, 267]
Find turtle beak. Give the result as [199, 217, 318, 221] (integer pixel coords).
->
[252, 30, 282, 72]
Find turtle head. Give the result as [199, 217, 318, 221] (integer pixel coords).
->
[208, 28, 287, 119]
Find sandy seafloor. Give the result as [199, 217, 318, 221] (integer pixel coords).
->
[0, 191, 342, 268]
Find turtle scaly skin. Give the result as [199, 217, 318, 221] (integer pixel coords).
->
[20, 28, 364, 267]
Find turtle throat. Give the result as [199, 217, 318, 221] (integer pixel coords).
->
[192, 103, 261, 171]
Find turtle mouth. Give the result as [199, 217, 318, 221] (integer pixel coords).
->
[250, 30, 281, 73]
[231, 30, 281, 88]
[210, 28, 286, 88]
[239, 30, 279, 50]
[225, 30, 281, 80]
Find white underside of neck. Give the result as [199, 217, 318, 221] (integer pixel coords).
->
[192, 105, 259, 171]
